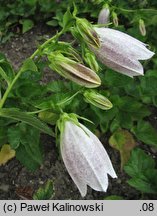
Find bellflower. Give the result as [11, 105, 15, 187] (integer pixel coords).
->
[90, 27, 154, 77]
[60, 119, 117, 197]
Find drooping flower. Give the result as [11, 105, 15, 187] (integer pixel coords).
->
[48, 53, 101, 88]
[60, 118, 117, 197]
[89, 27, 154, 77]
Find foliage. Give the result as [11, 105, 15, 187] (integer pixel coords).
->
[0, 0, 157, 43]
[124, 148, 157, 194]
[33, 180, 55, 200]
[0, 0, 157, 199]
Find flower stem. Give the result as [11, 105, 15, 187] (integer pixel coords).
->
[30, 30, 64, 59]
[0, 29, 64, 109]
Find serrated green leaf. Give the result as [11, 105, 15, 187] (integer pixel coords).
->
[16, 145, 40, 171]
[7, 126, 21, 149]
[13, 123, 43, 171]
[124, 148, 157, 194]
[20, 19, 34, 33]
[124, 148, 155, 177]
[20, 58, 38, 73]
[62, 8, 74, 32]
[33, 180, 54, 200]
[127, 170, 157, 194]
[132, 120, 157, 148]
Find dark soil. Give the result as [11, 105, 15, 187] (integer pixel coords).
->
[0, 23, 156, 200]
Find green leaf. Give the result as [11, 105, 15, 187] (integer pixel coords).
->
[38, 111, 59, 125]
[7, 126, 21, 149]
[46, 80, 69, 93]
[0, 108, 54, 137]
[132, 120, 157, 148]
[16, 145, 40, 171]
[127, 170, 157, 194]
[104, 69, 133, 87]
[20, 58, 38, 73]
[20, 19, 34, 33]
[33, 180, 55, 200]
[118, 96, 151, 119]
[20, 123, 43, 164]
[124, 148, 155, 177]
[14, 123, 43, 171]
[124, 148, 157, 194]
[140, 76, 157, 96]
[0, 126, 7, 147]
[0, 54, 15, 83]
[46, 20, 58, 27]
[62, 8, 74, 32]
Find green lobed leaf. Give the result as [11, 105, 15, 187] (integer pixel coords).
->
[19, 19, 34, 33]
[124, 148, 157, 194]
[132, 120, 157, 148]
[16, 145, 40, 171]
[33, 180, 55, 200]
[7, 126, 21, 149]
[124, 148, 155, 177]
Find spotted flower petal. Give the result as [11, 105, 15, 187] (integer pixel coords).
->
[90, 27, 154, 77]
[60, 121, 117, 197]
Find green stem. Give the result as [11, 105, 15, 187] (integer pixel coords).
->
[0, 29, 64, 109]
[0, 69, 23, 108]
[30, 30, 64, 59]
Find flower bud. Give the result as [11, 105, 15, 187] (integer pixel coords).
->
[83, 90, 113, 110]
[112, 12, 118, 27]
[139, 19, 146, 36]
[98, 7, 110, 24]
[48, 53, 101, 88]
[76, 18, 100, 48]
[84, 50, 99, 73]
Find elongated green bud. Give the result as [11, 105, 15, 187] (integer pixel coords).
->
[48, 53, 101, 88]
[112, 12, 118, 27]
[139, 19, 146, 36]
[83, 90, 113, 110]
[76, 18, 100, 48]
[84, 50, 99, 73]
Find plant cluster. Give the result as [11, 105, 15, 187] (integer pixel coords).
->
[0, 1, 157, 199]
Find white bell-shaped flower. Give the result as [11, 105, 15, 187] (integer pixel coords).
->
[60, 120, 117, 197]
[90, 27, 154, 77]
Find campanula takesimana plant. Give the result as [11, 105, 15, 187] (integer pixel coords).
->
[0, 7, 155, 197]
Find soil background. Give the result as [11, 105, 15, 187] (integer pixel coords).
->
[0, 23, 156, 200]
